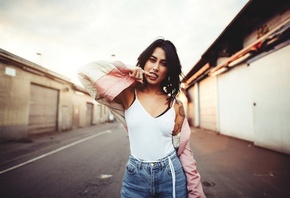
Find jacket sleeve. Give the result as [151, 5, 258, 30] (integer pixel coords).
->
[77, 60, 134, 101]
[178, 119, 206, 198]
[77, 60, 135, 127]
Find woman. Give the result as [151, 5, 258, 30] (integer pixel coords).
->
[78, 38, 205, 198]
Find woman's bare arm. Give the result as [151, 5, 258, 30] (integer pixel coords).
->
[173, 99, 185, 135]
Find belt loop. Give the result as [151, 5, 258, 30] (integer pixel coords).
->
[131, 154, 142, 170]
[137, 161, 142, 170]
[170, 150, 176, 160]
[161, 161, 165, 170]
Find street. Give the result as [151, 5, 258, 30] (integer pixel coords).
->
[190, 127, 290, 198]
[1, 122, 290, 198]
[0, 123, 130, 198]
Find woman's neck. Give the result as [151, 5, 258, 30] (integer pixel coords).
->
[142, 85, 164, 95]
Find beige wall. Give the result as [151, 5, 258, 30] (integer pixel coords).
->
[0, 55, 110, 140]
[1, 63, 30, 139]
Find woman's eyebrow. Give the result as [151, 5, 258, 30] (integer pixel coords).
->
[151, 55, 166, 61]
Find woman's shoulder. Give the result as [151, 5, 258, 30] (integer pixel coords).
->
[114, 86, 136, 109]
[174, 99, 185, 118]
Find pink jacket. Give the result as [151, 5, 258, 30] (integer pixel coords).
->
[78, 60, 205, 198]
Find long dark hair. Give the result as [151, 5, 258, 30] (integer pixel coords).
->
[136, 38, 183, 103]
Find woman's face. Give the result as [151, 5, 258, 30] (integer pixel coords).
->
[144, 47, 168, 86]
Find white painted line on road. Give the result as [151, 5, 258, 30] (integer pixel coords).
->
[0, 130, 111, 175]
[100, 174, 112, 179]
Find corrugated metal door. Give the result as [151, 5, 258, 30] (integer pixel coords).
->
[73, 105, 80, 129]
[96, 104, 102, 124]
[29, 84, 58, 135]
[199, 77, 217, 131]
[61, 105, 69, 131]
[86, 103, 93, 126]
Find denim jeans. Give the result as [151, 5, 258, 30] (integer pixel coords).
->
[121, 151, 187, 198]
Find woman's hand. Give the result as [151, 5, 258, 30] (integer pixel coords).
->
[111, 61, 153, 83]
[129, 67, 152, 83]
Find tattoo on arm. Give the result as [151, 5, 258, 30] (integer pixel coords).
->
[173, 122, 181, 135]
[179, 105, 185, 117]
[173, 100, 185, 135]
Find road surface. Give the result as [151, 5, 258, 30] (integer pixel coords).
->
[0, 123, 129, 198]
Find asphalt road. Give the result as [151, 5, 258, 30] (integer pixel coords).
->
[189, 127, 290, 198]
[0, 123, 130, 198]
[1, 122, 290, 198]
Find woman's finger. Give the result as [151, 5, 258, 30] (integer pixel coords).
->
[143, 71, 154, 77]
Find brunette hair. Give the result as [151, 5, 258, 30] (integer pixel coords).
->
[136, 38, 183, 102]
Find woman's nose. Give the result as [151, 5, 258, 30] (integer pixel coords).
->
[152, 62, 159, 71]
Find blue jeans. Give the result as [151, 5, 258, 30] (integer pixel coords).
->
[121, 151, 187, 198]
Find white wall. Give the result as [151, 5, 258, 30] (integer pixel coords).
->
[217, 64, 254, 141]
[249, 44, 290, 154]
[199, 77, 218, 131]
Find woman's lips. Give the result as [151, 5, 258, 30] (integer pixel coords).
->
[148, 72, 158, 80]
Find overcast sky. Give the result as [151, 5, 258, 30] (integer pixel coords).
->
[0, 0, 248, 84]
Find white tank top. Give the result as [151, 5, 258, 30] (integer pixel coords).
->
[125, 92, 175, 161]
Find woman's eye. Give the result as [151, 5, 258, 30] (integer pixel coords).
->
[160, 61, 167, 67]
[149, 57, 156, 62]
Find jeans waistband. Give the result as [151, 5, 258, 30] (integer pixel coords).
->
[129, 150, 177, 169]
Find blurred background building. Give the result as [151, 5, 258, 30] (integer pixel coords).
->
[183, 0, 290, 155]
[0, 49, 112, 141]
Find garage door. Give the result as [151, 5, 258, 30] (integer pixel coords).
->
[86, 103, 93, 126]
[28, 84, 58, 135]
[250, 44, 290, 154]
[199, 77, 217, 131]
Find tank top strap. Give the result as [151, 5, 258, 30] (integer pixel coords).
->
[172, 98, 176, 106]
[168, 97, 176, 109]
[134, 89, 138, 98]
[127, 90, 137, 109]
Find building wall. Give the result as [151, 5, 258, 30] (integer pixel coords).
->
[1, 63, 32, 139]
[185, 8, 290, 154]
[187, 43, 290, 154]
[199, 77, 218, 131]
[217, 63, 254, 141]
[249, 44, 290, 154]
[0, 54, 111, 141]
[186, 86, 196, 127]
[216, 12, 290, 154]
[216, 43, 290, 154]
